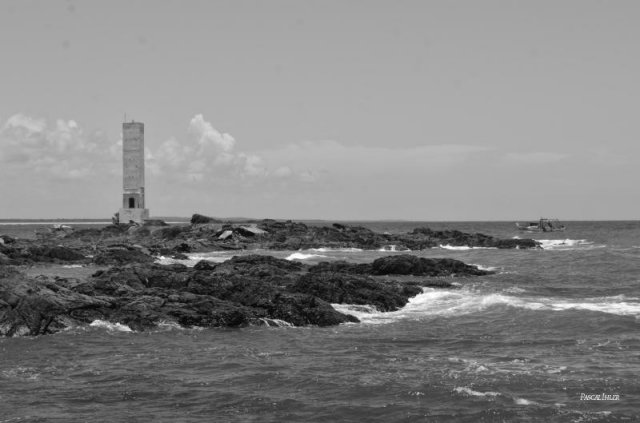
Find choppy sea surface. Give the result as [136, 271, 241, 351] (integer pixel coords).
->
[1, 220, 640, 422]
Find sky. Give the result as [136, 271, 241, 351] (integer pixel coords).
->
[1, 0, 639, 220]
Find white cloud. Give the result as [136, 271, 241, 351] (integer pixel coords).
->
[3, 114, 46, 134]
[0, 112, 501, 219]
[152, 114, 270, 183]
[188, 114, 235, 152]
[0, 113, 118, 180]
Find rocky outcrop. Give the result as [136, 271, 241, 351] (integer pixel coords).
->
[399, 228, 541, 250]
[307, 255, 492, 277]
[0, 253, 493, 336]
[0, 267, 111, 336]
[92, 248, 156, 265]
[0, 216, 542, 336]
[13, 217, 540, 257]
[0, 241, 87, 265]
[370, 255, 491, 276]
[292, 272, 424, 312]
[190, 214, 223, 225]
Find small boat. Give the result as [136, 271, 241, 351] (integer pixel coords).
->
[516, 218, 565, 232]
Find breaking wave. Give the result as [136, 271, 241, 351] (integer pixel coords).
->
[155, 253, 234, 266]
[333, 288, 640, 324]
[378, 245, 410, 252]
[451, 387, 539, 407]
[309, 247, 364, 252]
[285, 252, 328, 261]
[439, 245, 497, 250]
[255, 318, 295, 327]
[538, 239, 604, 250]
[89, 320, 133, 332]
[453, 386, 500, 398]
[471, 264, 499, 272]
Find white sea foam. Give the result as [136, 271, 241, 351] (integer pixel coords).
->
[309, 247, 364, 252]
[333, 287, 640, 324]
[285, 252, 328, 261]
[514, 397, 537, 405]
[439, 244, 496, 250]
[454, 387, 500, 398]
[472, 264, 498, 272]
[89, 320, 132, 332]
[155, 253, 233, 266]
[378, 245, 409, 252]
[538, 238, 603, 250]
[257, 318, 295, 327]
[439, 245, 471, 250]
[156, 321, 187, 330]
[62, 264, 83, 268]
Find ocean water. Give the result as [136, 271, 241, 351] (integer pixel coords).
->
[1, 221, 640, 422]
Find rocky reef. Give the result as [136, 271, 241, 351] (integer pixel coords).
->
[0, 254, 492, 336]
[0, 216, 538, 336]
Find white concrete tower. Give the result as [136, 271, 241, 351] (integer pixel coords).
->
[118, 121, 149, 224]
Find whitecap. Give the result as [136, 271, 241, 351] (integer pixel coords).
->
[514, 397, 537, 405]
[89, 320, 132, 332]
[333, 287, 640, 325]
[538, 239, 604, 250]
[257, 318, 295, 327]
[439, 245, 497, 250]
[471, 264, 498, 272]
[309, 247, 364, 252]
[454, 386, 500, 398]
[545, 366, 567, 374]
[62, 264, 83, 268]
[439, 244, 472, 251]
[155, 253, 233, 266]
[285, 252, 328, 261]
[332, 304, 379, 315]
[378, 245, 410, 252]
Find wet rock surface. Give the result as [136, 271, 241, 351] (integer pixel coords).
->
[0, 254, 493, 336]
[0, 216, 537, 336]
[0, 216, 539, 266]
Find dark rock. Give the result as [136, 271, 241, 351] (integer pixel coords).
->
[371, 255, 492, 276]
[93, 249, 155, 265]
[308, 261, 372, 275]
[55, 218, 540, 252]
[162, 296, 257, 328]
[153, 225, 190, 240]
[191, 214, 221, 224]
[193, 260, 217, 271]
[0, 252, 10, 265]
[143, 219, 168, 227]
[266, 293, 359, 326]
[0, 273, 112, 336]
[27, 246, 86, 262]
[0, 235, 16, 244]
[493, 238, 540, 249]
[5, 215, 531, 335]
[292, 272, 422, 312]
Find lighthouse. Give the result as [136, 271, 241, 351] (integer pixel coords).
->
[118, 121, 149, 224]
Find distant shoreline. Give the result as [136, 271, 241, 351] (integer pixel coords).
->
[0, 218, 637, 224]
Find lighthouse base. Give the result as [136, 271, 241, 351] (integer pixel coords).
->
[118, 208, 149, 225]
